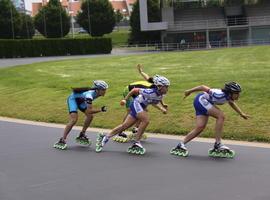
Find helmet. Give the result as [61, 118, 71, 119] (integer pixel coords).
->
[153, 75, 170, 86]
[224, 81, 241, 93]
[93, 80, 109, 90]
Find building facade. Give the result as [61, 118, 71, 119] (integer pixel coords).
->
[139, 0, 270, 46]
[11, 0, 26, 11]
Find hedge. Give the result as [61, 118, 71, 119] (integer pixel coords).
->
[0, 38, 112, 58]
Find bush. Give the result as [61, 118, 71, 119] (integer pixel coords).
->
[0, 38, 112, 58]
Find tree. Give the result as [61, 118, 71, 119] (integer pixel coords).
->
[115, 10, 124, 24]
[76, 0, 116, 37]
[0, 0, 21, 39]
[34, 0, 70, 38]
[129, 0, 161, 44]
[19, 13, 35, 39]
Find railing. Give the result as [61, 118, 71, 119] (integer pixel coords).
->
[169, 15, 270, 31]
[116, 39, 270, 52]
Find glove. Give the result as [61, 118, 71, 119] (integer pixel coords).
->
[101, 106, 107, 112]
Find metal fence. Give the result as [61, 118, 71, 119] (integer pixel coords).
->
[116, 39, 270, 52]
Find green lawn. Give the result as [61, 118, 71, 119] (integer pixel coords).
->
[0, 46, 270, 142]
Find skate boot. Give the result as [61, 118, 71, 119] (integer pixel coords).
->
[208, 142, 235, 158]
[75, 132, 91, 146]
[113, 132, 129, 143]
[54, 138, 67, 150]
[127, 141, 146, 155]
[95, 133, 109, 153]
[170, 142, 188, 157]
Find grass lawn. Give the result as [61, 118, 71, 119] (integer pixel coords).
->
[0, 46, 270, 142]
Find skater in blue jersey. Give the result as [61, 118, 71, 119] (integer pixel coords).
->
[54, 80, 109, 150]
[171, 82, 250, 158]
[114, 64, 168, 142]
[96, 76, 170, 154]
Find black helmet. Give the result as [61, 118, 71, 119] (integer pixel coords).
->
[224, 82, 242, 93]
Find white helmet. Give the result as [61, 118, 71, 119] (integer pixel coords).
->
[93, 80, 109, 90]
[153, 76, 170, 86]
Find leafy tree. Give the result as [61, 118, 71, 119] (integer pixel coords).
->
[19, 13, 35, 39]
[0, 0, 21, 39]
[115, 10, 124, 24]
[129, 0, 161, 44]
[76, 0, 115, 37]
[34, 0, 70, 38]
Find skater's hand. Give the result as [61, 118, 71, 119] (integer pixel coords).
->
[183, 90, 191, 99]
[120, 99, 126, 106]
[137, 64, 143, 73]
[240, 113, 250, 120]
[162, 104, 168, 109]
[101, 106, 107, 112]
[161, 108, 167, 114]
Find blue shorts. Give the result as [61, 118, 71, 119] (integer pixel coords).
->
[67, 95, 87, 113]
[193, 93, 213, 116]
[129, 100, 146, 119]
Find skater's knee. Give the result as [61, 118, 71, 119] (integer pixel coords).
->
[69, 118, 78, 125]
[196, 125, 206, 132]
[141, 119, 149, 126]
[217, 113, 225, 122]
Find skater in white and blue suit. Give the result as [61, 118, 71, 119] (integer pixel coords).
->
[54, 80, 109, 150]
[96, 76, 170, 154]
[171, 82, 250, 157]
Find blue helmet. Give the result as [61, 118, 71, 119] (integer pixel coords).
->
[93, 80, 109, 90]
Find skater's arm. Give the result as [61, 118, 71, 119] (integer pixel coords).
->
[85, 104, 107, 114]
[152, 103, 167, 114]
[184, 85, 210, 99]
[160, 100, 168, 109]
[228, 101, 250, 119]
[120, 88, 140, 106]
[137, 64, 151, 81]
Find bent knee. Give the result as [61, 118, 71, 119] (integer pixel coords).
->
[196, 125, 206, 132]
[217, 113, 225, 121]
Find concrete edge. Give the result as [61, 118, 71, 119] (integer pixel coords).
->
[1, 116, 270, 149]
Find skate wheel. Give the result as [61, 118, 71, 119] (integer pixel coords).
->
[54, 144, 67, 150]
[170, 149, 175, 155]
[182, 151, 188, 157]
[141, 148, 146, 155]
[95, 146, 102, 153]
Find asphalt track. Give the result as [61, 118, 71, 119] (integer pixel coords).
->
[1, 120, 270, 200]
[0, 49, 153, 68]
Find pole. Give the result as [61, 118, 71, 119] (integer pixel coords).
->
[10, 5, 15, 39]
[87, 0, 91, 36]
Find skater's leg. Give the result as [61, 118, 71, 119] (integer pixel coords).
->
[108, 115, 137, 138]
[134, 111, 149, 141]
[81, 112, 94, 134]
[207, 106, 225, 144]
[62, 113, 78, 140]
[183, 115, 208, 144]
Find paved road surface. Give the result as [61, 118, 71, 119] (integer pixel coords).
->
[0, 49, 154, 69]
[0, 120, 269, 200]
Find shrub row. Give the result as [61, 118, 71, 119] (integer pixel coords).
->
[0, 38, 112, 58]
